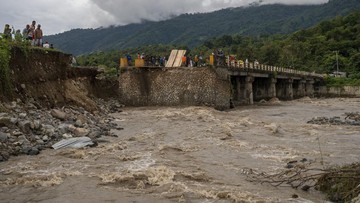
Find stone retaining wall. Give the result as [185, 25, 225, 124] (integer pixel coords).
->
[118, 67, 231, 110]
[316, 86, 360, 97]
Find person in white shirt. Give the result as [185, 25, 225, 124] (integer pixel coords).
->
[43, 41, 50, 48]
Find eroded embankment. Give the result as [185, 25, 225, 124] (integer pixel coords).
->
[0, 46, 120, 162]
[1, 46, 118, 111]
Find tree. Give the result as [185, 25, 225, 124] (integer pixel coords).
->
[259, 43, 281, 65]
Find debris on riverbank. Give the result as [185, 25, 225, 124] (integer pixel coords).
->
[245, 161, 360, 203]
[317, 163, 360, 203]
[0, 99, 124, 162]
[307, 112, 360, 126]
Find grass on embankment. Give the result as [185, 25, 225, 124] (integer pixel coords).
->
[324, 75, 360, 87]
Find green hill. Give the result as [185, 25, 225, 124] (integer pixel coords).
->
[193, 10, 360, 74]
[76, 10, 360, 76]
[45, 0, 360, 55]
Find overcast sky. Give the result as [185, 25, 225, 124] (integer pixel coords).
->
[1, 0, 328, 36]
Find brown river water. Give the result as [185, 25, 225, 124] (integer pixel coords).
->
[0, 98, 359, 203]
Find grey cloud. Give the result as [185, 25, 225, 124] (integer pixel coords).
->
[89, 0, 329, 26]
[90, 0, 204, 25]
[259, 0, 328, 5]
[0, 0, 109, 35]
[1, 0, 329, 35]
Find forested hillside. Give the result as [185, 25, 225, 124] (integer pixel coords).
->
[77, 11, 360, 75]
[46, 0, 360, 55]
[196, 11, 360, 74]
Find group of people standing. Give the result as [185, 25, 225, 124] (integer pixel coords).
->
[128, 53, 167, 67]
[22, 20, 43, 46]
[2, 20, 45, 47]
[182, 54, 206, 67]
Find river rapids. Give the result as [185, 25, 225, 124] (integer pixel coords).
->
[1, 98, 359, 203]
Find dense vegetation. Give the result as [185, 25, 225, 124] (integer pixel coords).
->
[324, 75, 360, 87]
[0, 38, 13, 97]
[77, 11, 360, 78]
[195, 10, 360, 74]
[45, 0, 360, 55]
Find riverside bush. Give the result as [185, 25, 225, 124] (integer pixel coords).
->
[0, 38, 12, 96]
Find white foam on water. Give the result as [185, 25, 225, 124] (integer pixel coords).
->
[287, 197, 319, 203]
[251, 148, 300, 162]
[114, 118, 126, 122]
[124, 152, 156, 172]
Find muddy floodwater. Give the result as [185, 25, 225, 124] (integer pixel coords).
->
[1, 98, 359, 203]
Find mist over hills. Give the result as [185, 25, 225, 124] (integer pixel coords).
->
[45, 0, 360, 55]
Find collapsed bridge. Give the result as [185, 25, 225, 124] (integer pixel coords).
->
[118, 50, 323, 110]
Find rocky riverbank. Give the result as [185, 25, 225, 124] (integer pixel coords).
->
[0, 99, 124, 162]
[307, 112, 360, 125]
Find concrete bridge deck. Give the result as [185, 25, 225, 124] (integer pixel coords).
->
[226, 65, 323, 79]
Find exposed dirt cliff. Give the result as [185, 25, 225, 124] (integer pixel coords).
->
[1, 46, 118, 112]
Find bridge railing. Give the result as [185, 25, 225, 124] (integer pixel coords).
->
[228, 61, 323, 78]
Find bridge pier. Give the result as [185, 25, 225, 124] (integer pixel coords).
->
[306, 80, 315, 97]
[231, 76, 247, 104]
[232, 76, 254, 105]
[293, 79, 306, 98]
[268, 78, 277, 98]
[235, 76, 242, 101]
[245, 76, 254, 105]
[286, 79, 294, 100]
[276, 79, 293, 100]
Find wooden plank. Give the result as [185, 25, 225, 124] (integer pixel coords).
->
[173, 50, 186, 67]
[165, 49, 178, 67]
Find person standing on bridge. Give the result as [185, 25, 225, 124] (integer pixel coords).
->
[194, 55, 199, 67]
[239, 59, 244, 68]
[187, 54, 192, 67]
[162, 56, 167, 66]
[254, 59, 259, 68]
[198, 54, 203, 66]
[126, 54, 132, 66]
[182, 55, 187, 67]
